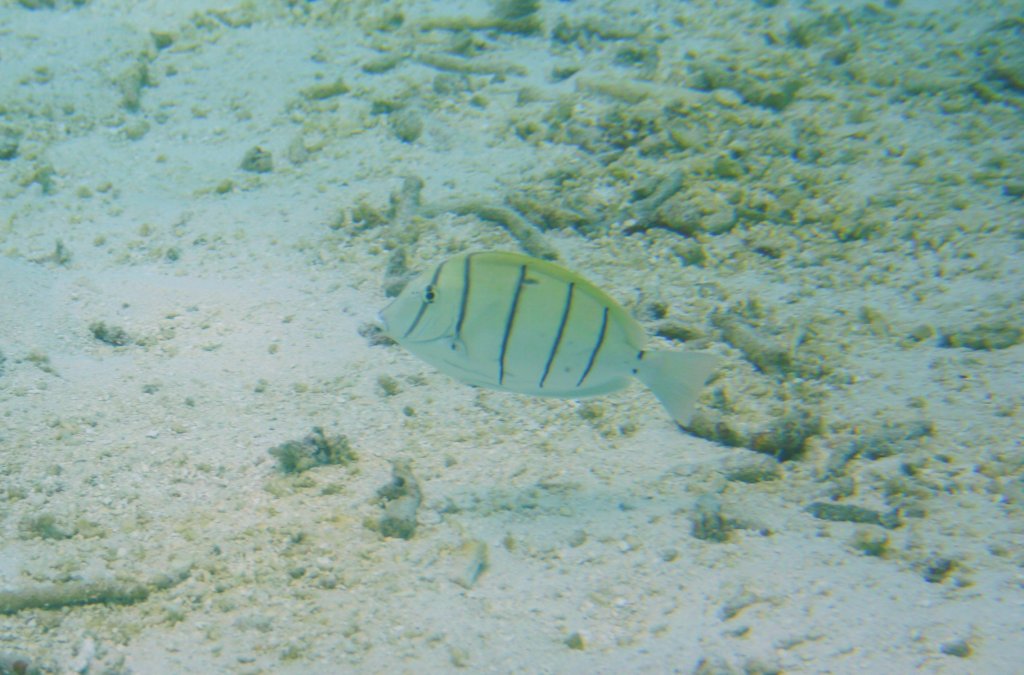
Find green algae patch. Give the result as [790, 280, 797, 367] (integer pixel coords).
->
[0, 566, 191, 615]
[89, 321, 132, 347]
[419, 0, 542, 36]
[749, 406, 824, 462]
[939, 321, 1023, 351]
[300, 77, 349, 101]
[0, 127, 20, 160]
[366, 460, 422, 540]
[240, 146, 273, 173]
[806, 502, 901, 529]
[269, 427, 357, 474]
[691, 494, 731, 542]
[850, 526, 889, 557]
[389, 109, 424, 143]
[19, 513, 76, 540]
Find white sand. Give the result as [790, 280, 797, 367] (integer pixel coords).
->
[1, 0, 1022, 673]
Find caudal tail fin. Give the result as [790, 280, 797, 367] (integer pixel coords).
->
[634, 350, 721, 427]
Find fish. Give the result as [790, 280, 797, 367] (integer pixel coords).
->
[380, 251, 720, 427]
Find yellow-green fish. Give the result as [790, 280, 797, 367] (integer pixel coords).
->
[380, 251, 720, 426]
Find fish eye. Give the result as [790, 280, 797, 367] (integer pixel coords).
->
[423, 284, 437, 303]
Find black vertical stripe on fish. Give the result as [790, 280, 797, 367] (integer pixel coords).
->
[539, 281, 575, 389]
[498, 264, 528, 385]
[403, 259, 447, 339]
[577, 306, 609, 387]
[453, 253, 473, 347]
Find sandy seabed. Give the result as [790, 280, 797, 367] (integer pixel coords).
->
[1, 0, 1022, 673]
